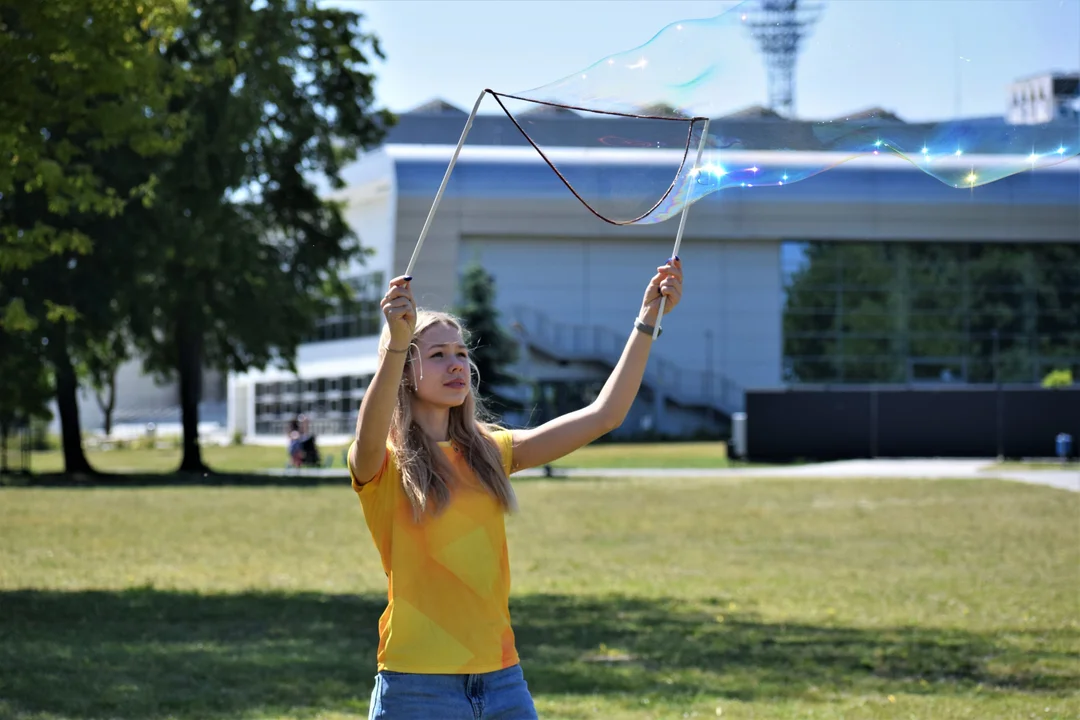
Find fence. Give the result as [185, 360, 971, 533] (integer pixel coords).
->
[745, 386, 1080, 462]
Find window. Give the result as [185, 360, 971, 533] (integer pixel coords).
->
[252, 372, 376, 435]
[782, 242, 1080, 384]
[303, 271, 386, 343]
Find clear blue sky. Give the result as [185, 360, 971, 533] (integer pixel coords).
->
[324, 0, 1079, 122]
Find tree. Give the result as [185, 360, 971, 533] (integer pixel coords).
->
[0, 123, 191, 475]
[129, 0, 393, 472]
[0, 0, 188, 473]
[782, 242, 1080, 385]
[454, 262, 520, 413]
[0, 329, 52, 468]
[0, 0, 186, 276]
[87, 330, 130, 438]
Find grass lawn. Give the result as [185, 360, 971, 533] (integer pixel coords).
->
[1, 474, 1077, 719]
[25, 440, 742, 475]
[25, 443, 353, 475]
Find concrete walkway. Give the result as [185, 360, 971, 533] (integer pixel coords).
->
[265, 459, 1079, 492]
[514, 458, 1080, 492]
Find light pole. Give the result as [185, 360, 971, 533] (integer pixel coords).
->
[993, 329, 1003, 459]
[705, 329, 715, 428]
[511, 322, 535, 426]
[512, 320, 553, 477]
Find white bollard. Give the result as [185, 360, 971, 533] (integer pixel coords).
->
[731, 412, 747, 459]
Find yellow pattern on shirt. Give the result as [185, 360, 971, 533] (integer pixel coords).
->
[350, 431, 519, 674]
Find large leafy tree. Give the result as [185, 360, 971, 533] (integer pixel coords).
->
[454, 262, 520, 413]
[130, 0, 393, 472]
[1, 138, 175, 474]
[0, 0, 188, 473]
[0, 329, 52, 466]
[0, 0, 186, 276]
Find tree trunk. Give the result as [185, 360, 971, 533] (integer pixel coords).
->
[95, 371, 117, 437]
[176, 314, 208, 473]
[50, 328, 95, 476]
[1, 419, 8, 473]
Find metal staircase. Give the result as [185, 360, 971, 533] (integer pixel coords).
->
[507, 306, 744, 417]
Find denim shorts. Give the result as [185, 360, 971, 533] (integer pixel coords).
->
[367, 663, 539, 720]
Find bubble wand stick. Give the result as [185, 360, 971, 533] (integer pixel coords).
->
[653, 117, 710, 338]
[404, 89, 488, 279]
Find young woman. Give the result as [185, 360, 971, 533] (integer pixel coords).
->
[349, 257, 684, 719]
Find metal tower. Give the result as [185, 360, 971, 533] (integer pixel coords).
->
[743, 0, 824, 119]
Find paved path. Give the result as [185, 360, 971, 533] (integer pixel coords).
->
[265, 459, 1079, 492]
[516, 459, 1080, 492]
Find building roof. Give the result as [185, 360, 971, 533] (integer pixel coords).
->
[407, 98, 467, 116]
[384, 109, 1077, 155]
[722, 104, 784, 120]
[832, 107, 905, 123]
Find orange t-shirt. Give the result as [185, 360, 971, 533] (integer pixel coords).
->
[350, 430, 519, 674]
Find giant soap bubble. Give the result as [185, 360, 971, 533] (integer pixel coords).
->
[493, 0, 1078, 224]
[406, 0, 1079, 302]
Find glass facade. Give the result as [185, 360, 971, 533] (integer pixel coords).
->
[305, 271, 385, 343]
[782, 242, 1080, 385]
[253, 374, 374, 436]
[254, 271, 386, 435]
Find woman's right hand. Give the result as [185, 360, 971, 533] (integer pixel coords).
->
[380, 275, 415, 349]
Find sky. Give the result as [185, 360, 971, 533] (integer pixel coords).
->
[322, 0, 1080, 123]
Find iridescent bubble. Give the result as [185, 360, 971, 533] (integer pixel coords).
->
[485, 0, 1079, 225]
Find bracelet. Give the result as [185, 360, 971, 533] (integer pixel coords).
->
[381, 345, 409, 354]
[633, 318, 662, 338]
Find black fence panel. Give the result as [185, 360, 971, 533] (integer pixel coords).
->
[875, 390, 999, 458]
[745, 387, 1079, 462]
[1002, 390, 1080, 458]
[744, 389, 874, 462]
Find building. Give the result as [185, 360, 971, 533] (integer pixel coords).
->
[1007, 72, 1080, 125]
[224, 97, 1079, 445]
[59, 84, 1079, 447]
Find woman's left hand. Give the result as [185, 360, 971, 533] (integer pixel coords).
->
[640, 256, 683, 321]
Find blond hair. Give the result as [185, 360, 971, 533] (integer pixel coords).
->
[379, 309, 518, 519]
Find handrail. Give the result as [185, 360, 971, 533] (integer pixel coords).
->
[508, 306, 744, 415]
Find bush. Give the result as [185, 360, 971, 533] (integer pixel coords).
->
[1041, 369, 1074, 389]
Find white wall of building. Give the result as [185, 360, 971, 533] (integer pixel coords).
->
[1007, 73, 1080, 124]
[227, 334, 383, 442]
[336, 147, 398, 280]
[54, 359, 226, 437]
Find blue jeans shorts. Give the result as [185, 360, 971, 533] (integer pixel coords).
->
[368, 663, 539, 720]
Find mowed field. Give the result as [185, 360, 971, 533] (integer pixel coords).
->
[22, 441, 1069, 476]
[1, 472, 1077, 719]
[23, 441, 740, 475]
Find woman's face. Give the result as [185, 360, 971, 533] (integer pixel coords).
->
[411, 323, 471, 408]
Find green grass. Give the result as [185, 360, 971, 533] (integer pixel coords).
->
[1, 474, 1077, 719]
[25, 440, 743, 475]
[24, 443, 352, 474]
[550, 441, 742, 469]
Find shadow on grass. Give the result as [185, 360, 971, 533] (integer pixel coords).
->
[1, 468, 595, 489]
[2, 470, 351, 489]
[0, 589, 1074, 719]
